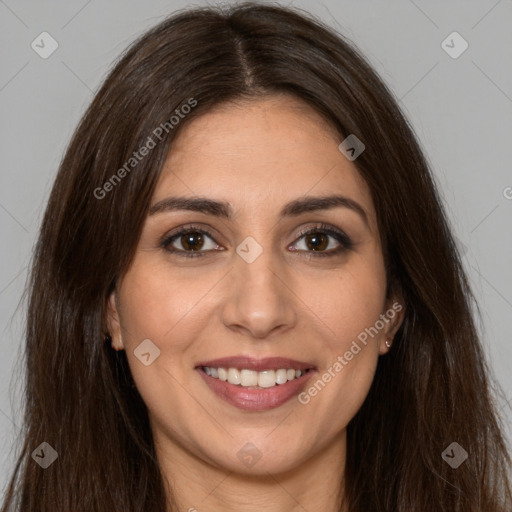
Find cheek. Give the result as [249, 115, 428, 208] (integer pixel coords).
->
[307, 253, 387, 351]
[114, 260, 205, 434]
[117, 255, 218, 346]
[296, 294, 382, 443]
[295, 254, 386, 420]
[115, 255, 229, 407]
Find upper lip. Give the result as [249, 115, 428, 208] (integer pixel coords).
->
[195, 356, 316, 372]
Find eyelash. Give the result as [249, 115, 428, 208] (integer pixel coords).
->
[159, 223, 354, 259]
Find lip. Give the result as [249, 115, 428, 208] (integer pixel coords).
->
[195, 356, 317, 412]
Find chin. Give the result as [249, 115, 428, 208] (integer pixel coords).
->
[202, 434, 315, 476]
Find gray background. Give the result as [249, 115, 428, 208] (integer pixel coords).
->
[1, 0, 511, 493]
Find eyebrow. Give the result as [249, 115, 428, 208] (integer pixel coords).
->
[148, 194, 369, 228]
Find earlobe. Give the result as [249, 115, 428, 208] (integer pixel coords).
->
[106, 292, 125, 351]
[380, 296, 406, 354]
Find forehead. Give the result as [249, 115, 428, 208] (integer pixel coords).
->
[154, 95, 376, 228]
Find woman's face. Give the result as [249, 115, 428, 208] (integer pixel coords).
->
[108, 94, 403, 476]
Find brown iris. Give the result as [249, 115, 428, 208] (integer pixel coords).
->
[305, 232, 328, 251]
[181, 232, 205, 251]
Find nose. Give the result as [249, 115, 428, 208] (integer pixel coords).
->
[221, 242, 297, 340]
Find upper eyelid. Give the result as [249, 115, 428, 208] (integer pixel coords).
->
[164, 224, 222, 244]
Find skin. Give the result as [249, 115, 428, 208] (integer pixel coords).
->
[107, 94, 404, 512]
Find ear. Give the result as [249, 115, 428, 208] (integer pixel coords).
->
[107, 291, 125, 351]
[379, 293, 405, 355]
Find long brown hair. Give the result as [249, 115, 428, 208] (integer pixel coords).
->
[2, 3, 511, 510]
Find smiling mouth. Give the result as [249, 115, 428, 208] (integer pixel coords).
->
[195, 356, 317, 411]
[199, 366, 313, 389]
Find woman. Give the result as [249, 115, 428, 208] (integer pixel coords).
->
[2, 2, 511, 511]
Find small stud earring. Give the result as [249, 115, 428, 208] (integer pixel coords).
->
[385, 339, 392, 348]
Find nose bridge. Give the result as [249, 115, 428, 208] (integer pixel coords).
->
[240, 245, 279, 293]
[235, 235, 285, 305]
[221, 234, 296, 338]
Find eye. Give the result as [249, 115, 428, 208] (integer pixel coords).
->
[290, 224, 354, 257]
[160, 225, 221, 258]
[160, 223, 354, 259]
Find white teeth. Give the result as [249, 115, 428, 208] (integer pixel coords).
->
[275, 369, 288, 385]
[240, 369, 258, 387]
[258, 370, 276, 388]
[227, 368, 241, 385]
[203, 366, 308, 388]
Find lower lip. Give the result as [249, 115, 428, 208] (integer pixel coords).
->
[196, 369, 315, 411]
